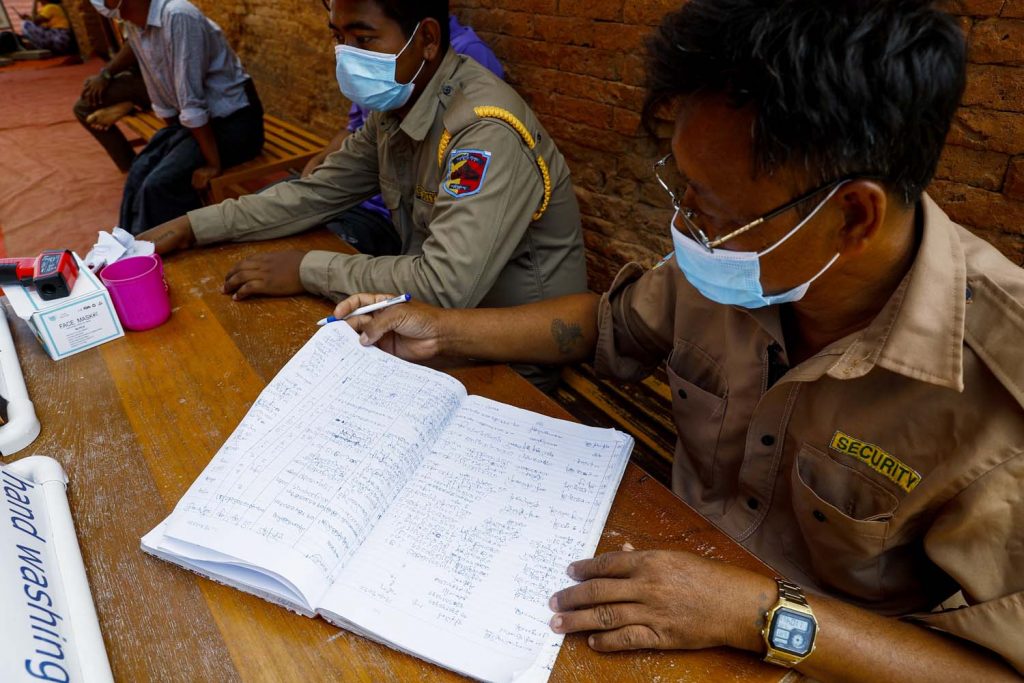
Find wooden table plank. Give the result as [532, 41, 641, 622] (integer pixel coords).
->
[3, 232, 787, 682]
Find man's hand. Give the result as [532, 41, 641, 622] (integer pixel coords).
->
[335, 294, 449, 362]
[549, 548, 773, 654]
[223, 250, 307, 300]
[191, 165, 221, 191]
[137, 216, 196, 256]
[82, 74, 110, 107]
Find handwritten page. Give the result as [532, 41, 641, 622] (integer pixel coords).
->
[320, 395, 632, 683]
[156, 324, 467, 607]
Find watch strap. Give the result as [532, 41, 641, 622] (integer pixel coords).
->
[776, 578, 808, 607]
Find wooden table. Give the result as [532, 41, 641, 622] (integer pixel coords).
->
[5, 233, 790, 682]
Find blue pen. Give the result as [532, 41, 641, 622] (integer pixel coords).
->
[317, 293, 412, 326]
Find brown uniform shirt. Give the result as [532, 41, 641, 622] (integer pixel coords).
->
[596, 195, 1024, 672]
[187, 50, 587, 310]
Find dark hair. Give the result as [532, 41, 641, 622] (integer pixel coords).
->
[642, 0, 966, 205]
[376, 0, 450, 53]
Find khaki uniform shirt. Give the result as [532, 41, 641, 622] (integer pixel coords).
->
[187, 50, 587, 311]
[596, 195, 1024, 672]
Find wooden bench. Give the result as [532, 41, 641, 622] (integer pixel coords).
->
[119, 110, 328, 203]
[554, 364, 676, 487]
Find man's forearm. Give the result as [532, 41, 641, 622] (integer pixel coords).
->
[438, 293, 600, 365]
[190, 123, 221, 170]
[107, 43, 136, 74]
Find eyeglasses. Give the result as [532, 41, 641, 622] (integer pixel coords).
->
[653, 153, 851, 252]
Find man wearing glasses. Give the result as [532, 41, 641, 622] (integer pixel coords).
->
[330, 1, 1024, 680]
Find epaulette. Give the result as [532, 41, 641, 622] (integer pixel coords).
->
[438, 106, 552, 221]
[963, 273, 1024, 410]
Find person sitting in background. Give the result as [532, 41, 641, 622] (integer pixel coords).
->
[332, 0, 1024, 679]
[19, 0, 74, 55]
[108, 0, 264, 234]
[138, 0, 587, 391]
[298, 13, 505, 255]
[74, 14, 152, 173]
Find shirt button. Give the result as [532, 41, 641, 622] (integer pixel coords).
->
[813, 510, 827, 522]
[747, 497, 759, 510]
[442, 85, 453, 96]
[677, 388, 687, 400]
[761, 434, 775, 447]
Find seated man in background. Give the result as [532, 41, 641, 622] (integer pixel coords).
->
[74, 8, 152, 173]
[19, 0, 73, 54]
[112, 0, 264, 234]
[140, 0, 587, 390]
[298, 12, 504, 256]
[333, 1, 1024, 679]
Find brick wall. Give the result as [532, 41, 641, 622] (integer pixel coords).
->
[71, 0, 1024, 289]
[933, 0, 1024, 267]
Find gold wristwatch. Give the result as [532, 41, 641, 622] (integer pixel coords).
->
[761, 578, 818, 667]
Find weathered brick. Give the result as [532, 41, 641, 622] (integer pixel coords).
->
[929, 180, 1024, 234]
[559, 0, 624, 22]
[1005, 156, 1024, 200]
[963, 64, 1024, 111]
[947, 0, 1007, 15]
[948, 107, 1024, 154]
[970, 18, 1024, 64]
[623, 0, 682, 26]
[934, 145, 1010, 191]
[1005, 0, 1024, 18]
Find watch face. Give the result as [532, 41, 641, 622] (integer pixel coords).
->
[770, 607, 816, 657]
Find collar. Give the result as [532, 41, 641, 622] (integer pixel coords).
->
[144, 0, 166, 28]
[395, 49, 461, 142]
[820, 194, 967, 391]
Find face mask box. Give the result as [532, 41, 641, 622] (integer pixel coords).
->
[3, 254, 125, 360]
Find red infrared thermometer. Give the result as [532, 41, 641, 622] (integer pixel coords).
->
[0, 250, 79, 300]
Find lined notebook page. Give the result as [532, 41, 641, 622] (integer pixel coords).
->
[321, 395, 633, 683]
[160, 324, 466, 606]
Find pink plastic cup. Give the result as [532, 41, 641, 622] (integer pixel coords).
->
[100, 255, 171, 331]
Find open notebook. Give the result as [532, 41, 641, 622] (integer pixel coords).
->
[142, 323, 633, 682]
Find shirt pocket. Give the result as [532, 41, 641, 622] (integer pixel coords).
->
[665, 340, 727, 487]
[788, 443, 899, 602]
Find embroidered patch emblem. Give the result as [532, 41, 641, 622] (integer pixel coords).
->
[829, 431, 922, 493]
[443, 149, 491, 199]
[415, 185, 437, 205]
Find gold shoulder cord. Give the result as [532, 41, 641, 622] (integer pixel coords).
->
[437, 106, 552, 221]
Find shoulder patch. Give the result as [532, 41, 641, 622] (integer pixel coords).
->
[443, 149, 492, 199]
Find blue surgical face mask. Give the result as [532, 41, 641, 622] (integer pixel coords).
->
[671, 184, 844, 309]
[91, 0, 121, 20]
[334, 23, 426, 112]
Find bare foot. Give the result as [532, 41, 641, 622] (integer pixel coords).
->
[86, 101, 135, 131]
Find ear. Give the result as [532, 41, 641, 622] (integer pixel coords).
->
[419, 17, 443, 62]
[835, 180, 886, 257]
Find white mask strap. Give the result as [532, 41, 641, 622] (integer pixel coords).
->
[758, 182, 846, 257]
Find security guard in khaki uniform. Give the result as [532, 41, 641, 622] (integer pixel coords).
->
[140, 1, 586, 387]
[331, 2, 1024, 680]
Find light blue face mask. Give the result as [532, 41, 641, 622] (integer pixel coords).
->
[334, 23, 426, 112]
[91, 0, 121, 20]
[671, 184, 844, 309]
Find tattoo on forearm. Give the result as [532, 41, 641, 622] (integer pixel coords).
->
[153, 230, 176, 245]
[551, 319, 584, 356]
